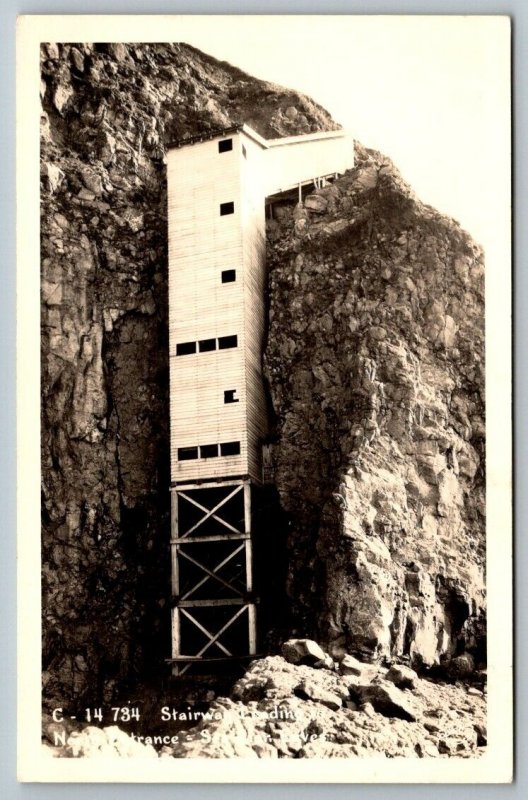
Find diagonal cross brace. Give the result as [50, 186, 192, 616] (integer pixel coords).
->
[179, 608, 232, 657]
[179, 544, 245, 600]
[178, 485, 243, 537]
[180, 604, 248, 657]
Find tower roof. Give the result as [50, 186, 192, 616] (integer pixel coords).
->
[168, 123, 349, 151]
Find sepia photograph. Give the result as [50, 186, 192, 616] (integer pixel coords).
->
[16, 14, 512, 783]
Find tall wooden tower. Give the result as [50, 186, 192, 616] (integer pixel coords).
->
[167, 123, 353, 674]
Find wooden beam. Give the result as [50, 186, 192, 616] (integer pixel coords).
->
[175, 597, 253, 608]
[243, 481, 251, 535]
[170, 488, 180, 598]
[171, 607, 181, 660]
[172, 479, 246, 491]
[171, 533, 250, 544]
[170, 543, 180, 597]
[243, 482, 253, 593]
[248, 603, 257, 654]
[167, 653, 262, 663]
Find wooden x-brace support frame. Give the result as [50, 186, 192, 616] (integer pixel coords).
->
[179, 543, 246, 600]
[178, 484, 244, 537]
[170, 481, 257, 674]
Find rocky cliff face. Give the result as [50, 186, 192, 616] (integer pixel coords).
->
[265, 145, 485, 668]
[40, 42, 336, 707]
[40, 42, 484, 709]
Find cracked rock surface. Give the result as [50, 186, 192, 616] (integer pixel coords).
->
[264, 145, 485, 669]
[40, 41, 485, 713]
[40, 42, 335, 707]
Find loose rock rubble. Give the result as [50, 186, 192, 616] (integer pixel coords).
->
[43, 651, 485, 759]
[172, 653, 486, 758]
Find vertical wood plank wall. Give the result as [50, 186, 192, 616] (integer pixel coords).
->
[167, 135, 249, 482]
[167, 126, 354, 485]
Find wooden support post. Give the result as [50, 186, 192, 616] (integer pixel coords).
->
[170, 489, 181, 675]
[243, 481, 257, 653]
[244, 539, 253, 593]
[170, 489, 180, 597]
[248, 604, 257, 655]
[243, 481, 251, 535]
[171, 607, 181, 675]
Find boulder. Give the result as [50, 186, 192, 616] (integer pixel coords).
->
[281, 638, 327, 666]
[352, 681, 418, 722]
[70, 47, 85, 73]
[123, 208, 145, 233]
[447, 652, 475, 679]
[44, 43, 60, 60]
[354, 164, 379, 190]
[78, 188, 96, 202]
[305, 194, 328, 213]
[386, 664, 418, 689]
[313, 653, 335, 670]
[80, 167, 104, 196]
[339, 653, 368, 678]
[294, 679, 343, 711]
[107, 43, 129, 63]
[53, 83, 74, 115]
[41, 162, 65, 195]
[474, 722, 487, 746]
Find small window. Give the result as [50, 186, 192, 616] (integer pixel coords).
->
[198, 338, 216, 353]
[178, 446, 198, 461]
[176, 341, 196, 356]
[220, 201, 235, 216]
[221, 269, 236, 284]
[242, 144, 247, 159]
[200, 444, 219, 459]
[224, 390, 239, 404]
[218, 138, 233, 153]
[220, 441, 240, 456]
[218, 335, 238, 350]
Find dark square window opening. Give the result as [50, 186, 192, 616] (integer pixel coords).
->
[224, 390, 239, 404]
[198, 338, 216, 353]
[221, 269, 236, 283]
[218, 335, 238, 350]
[218, 138, 233, 153]
[200, 444, 219, 459]
[176, 341, 197, 356]
[220, 201, 235, 216]
[220, 441, 241, 457]
[178, 446, 199, 461]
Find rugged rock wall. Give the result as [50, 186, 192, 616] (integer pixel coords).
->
[40, 42, 336, 707]
[265, 145, 485, 667]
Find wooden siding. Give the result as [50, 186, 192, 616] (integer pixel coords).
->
[167, 126, 354, 484]
[240, 134, 269, 481]
[168, 135, 248, 482]
[260, 133, 354, 196]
